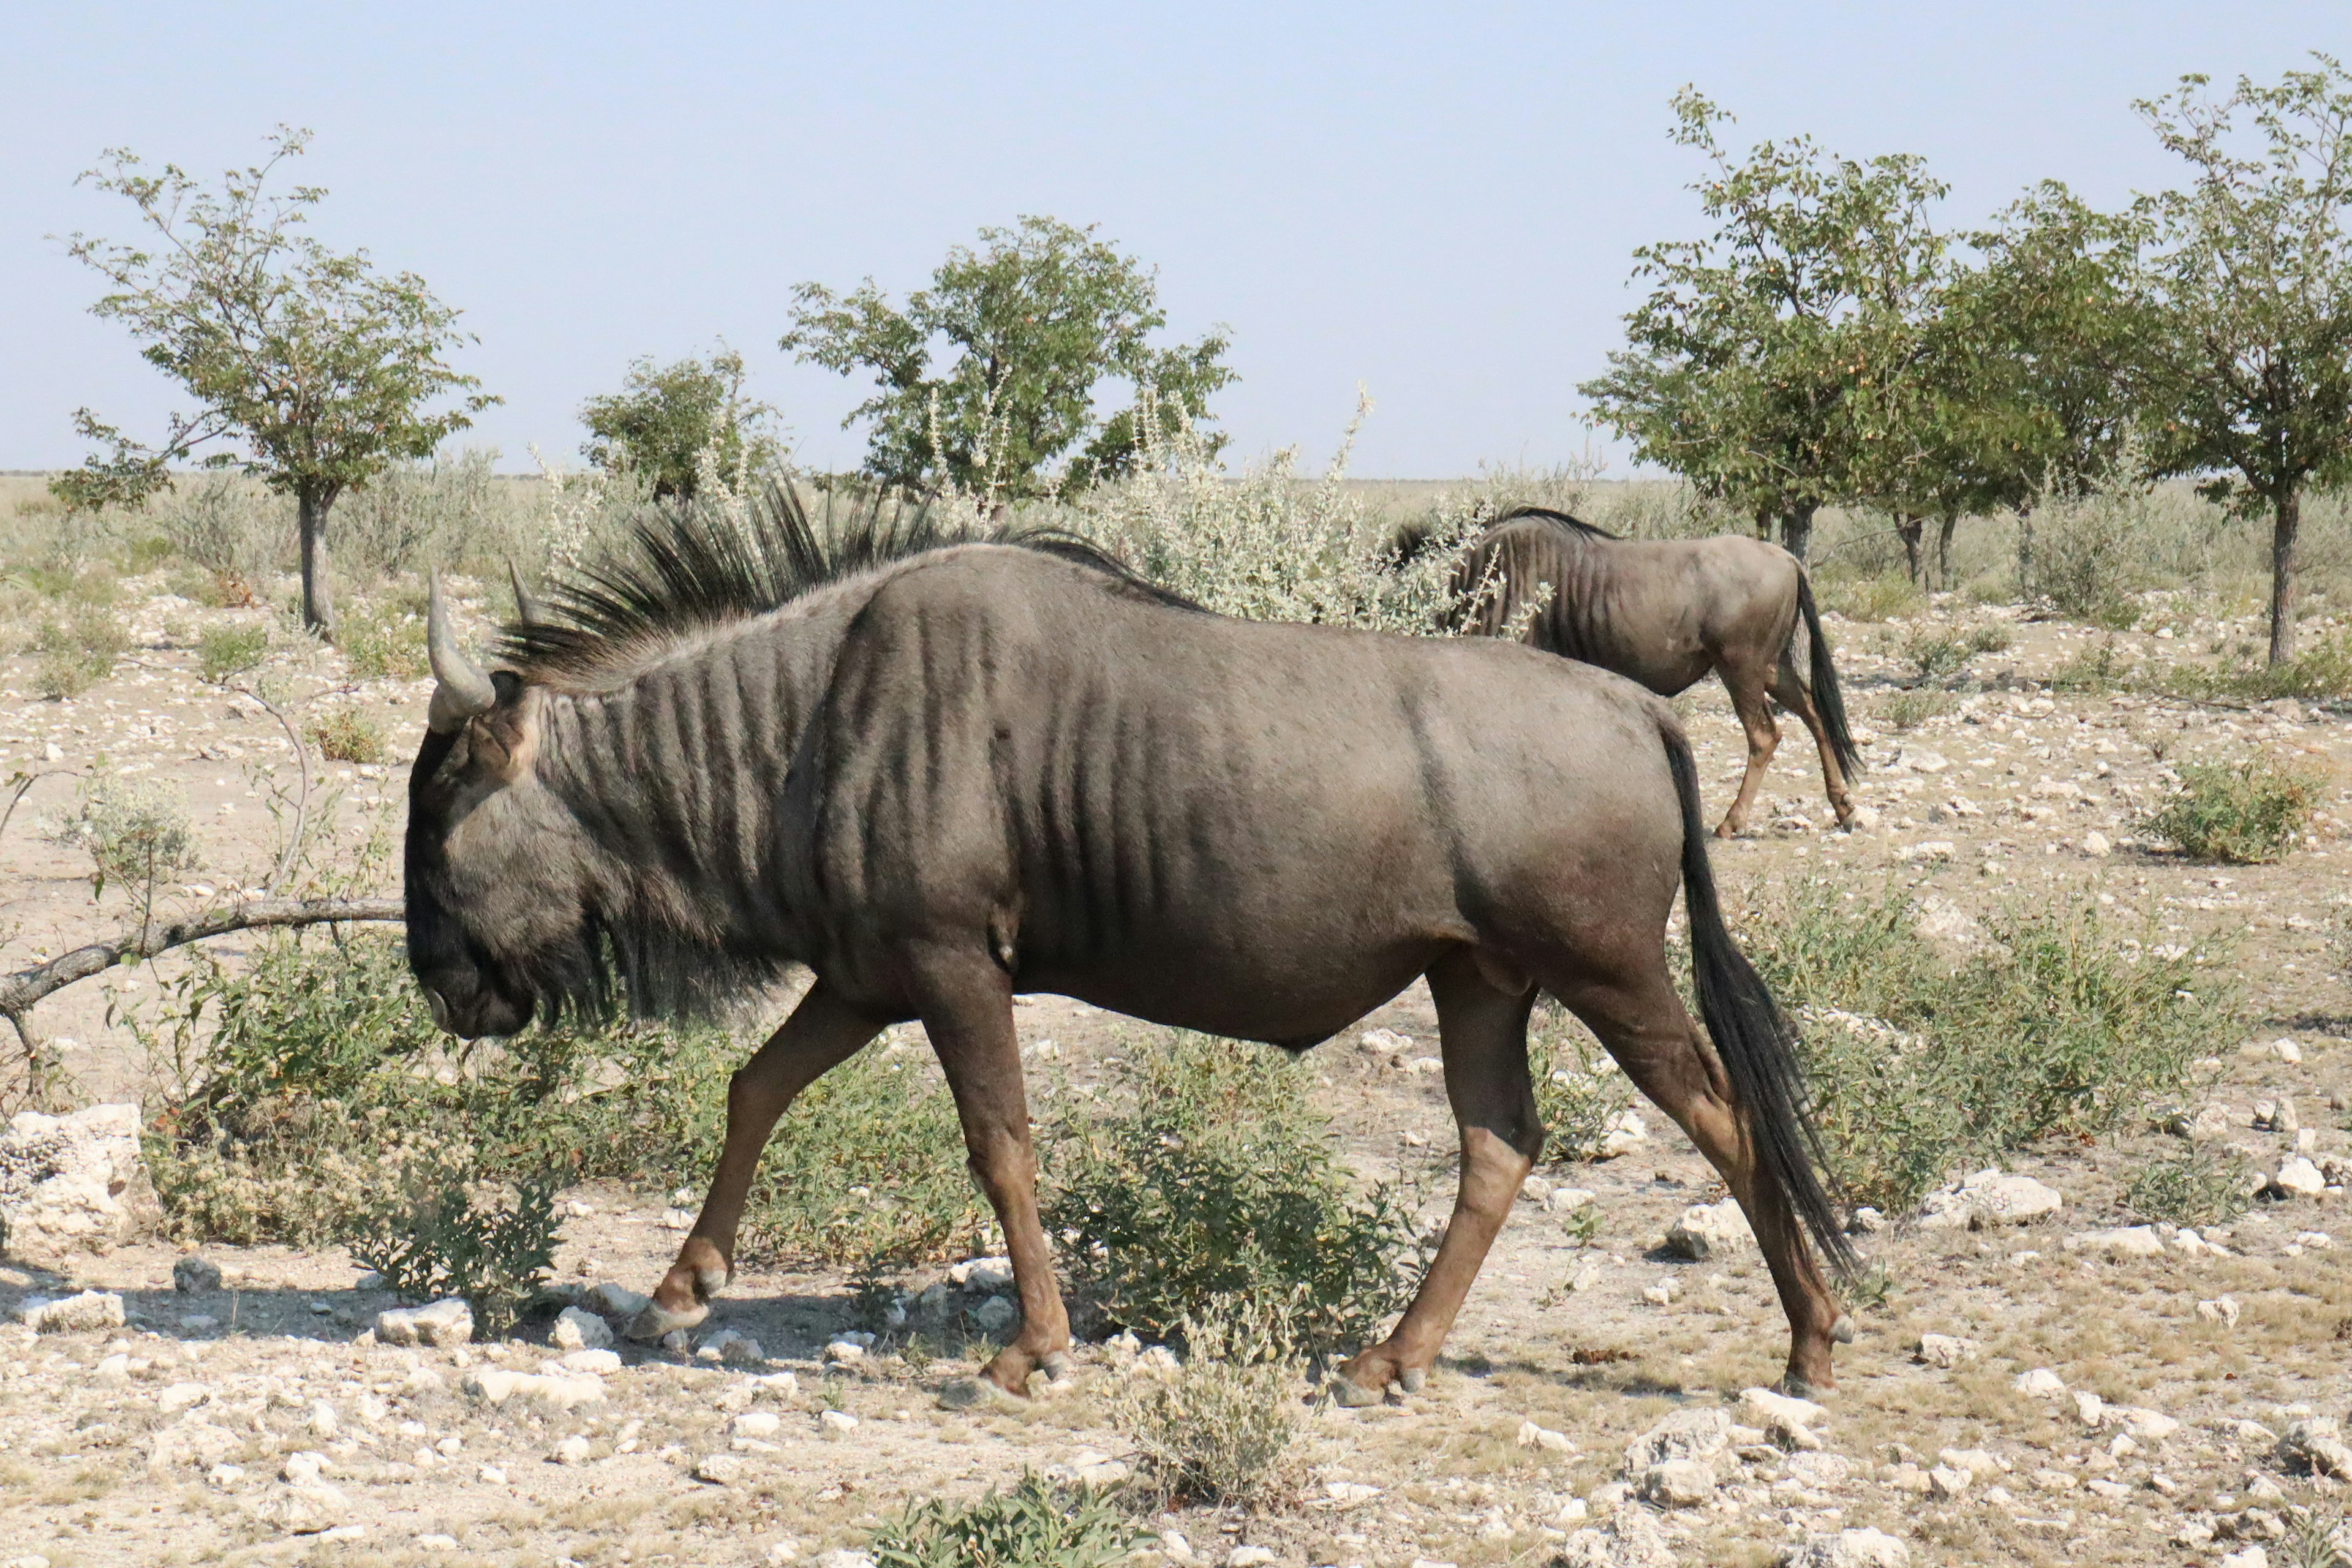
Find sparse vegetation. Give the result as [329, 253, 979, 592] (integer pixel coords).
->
[34, 602, 129, 699]
[1881, 688, 1958, 729]
[197, 621, 268, 683]
[2122, 1143, 2250, 1227]
[346, 1174, 561, 1332]
[2141, 758, 2322, 862]
[1904, 624, 2011, 681]
[1529, 1004, 1633, 1163]
[309, 707, 386, 764]
[338, 600, 427, 680]
[47, 775, 197, 899]
[1110, 1293, 1304, 1510]
[866, 1475, 1142, 1568]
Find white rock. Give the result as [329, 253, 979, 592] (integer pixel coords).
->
[1227, 1548, 1275, 1568]
[173, 1256, 223, 1292]
[809, 1553, 876, 1568]
[818, 1409, 858, 1436]
[2268, 1157, 2326, 1198]
[2117, 1407, 2179, 1442]
[553, 1434, 592, 1465]
[562, 1349, 622, 1374]
[1917, 1169, 2062, 1229]
[584, 1282, 652, 1319]
[2064, 1225, 2165, 1258]
[281, 1450, 327, 1485]
[698, 1328, 764, 1364]
[949, 1256, 1015, 1292]
[971, 1295, 1018, 1332]
[1595, 1110, 1649, 1159]
[308, 1399, 339, 1438]
[1781, 1528, 1912, 1568]
[2272, 1037, 2304, 1063]
[551, 1305, 613, 1352]
[1938, 1447, 2001, 1478]
[2218, 1549, 2270, 1568]
[2081, 831, 2113, 857]
[374, 1298, 473, 1348]
[822, 1338, 867, 1365]
[461, 1368, 605, 1411]
[416, 1536, 459, 1552]
[1556, 1510, 1676, 1568]
[1516, 1419, 1575, 1453]
[733, 1411, 782, 1438]
[1898, 839, 1956, 862]
[1624, 1406, 1731, 1471]
[2014, 1368, 2065, 1396]
[2073, 1390, 2105, 1427]
[1548, 1186, 1597, 1213]
[1914, 1333, 1980, 1368]
[1664, 1199, 1753, 1261]
[0, 1103, 148, 1253]
[157, 1381, 211, 1414]
[17, 1290, 126, 1333]
[2196, 1295, 2241, 1328]
[1928, 1464, 1970, 1499]
[1358, 1027, 1412, 1055]
[1635, 1458, 1716, 1507]
[1738, 1386, 1827, 1448]
[694, 1452, 745, 1485]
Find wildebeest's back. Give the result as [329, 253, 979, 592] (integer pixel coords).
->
[796, 547, 1685, 1042]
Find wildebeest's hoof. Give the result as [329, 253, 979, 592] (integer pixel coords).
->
[938, 1375, 1022, 1411]
[1774, 1371, 1831, 1400]
[1038, 1351, 1077, 1384]
[624, 1298, 707, 1343]
[1396, 1366, 1428, 1393]
[1327, 1374, 1387, 1408]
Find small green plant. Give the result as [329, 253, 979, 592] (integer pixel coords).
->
[1904, 624, 2008, 682]
[2141, 758, 2321, 863]
[197, 622, 268, 682]
[1044, 1030, 1428, 1354]
[1881, 689, 1957, 729]
[1111, 1292, 1303, 1510]
[346, 1175, 561, 1333]
[1529, 1005, 1632, 1163]
[2122, 1144, 2250, 1227]
[309, 708, 386, 764]
[1820, 573, 1925, 623]
[47, 776, 197, 899]
[341, 603, 427, 680]
[34, 603, 130, 699]
[2279, 1504, 2351, 1568]
[867, 1474, 1144, 1568]
[2048, 639, 2144, 695]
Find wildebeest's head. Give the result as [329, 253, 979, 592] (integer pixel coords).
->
[404, 576, 600, 1039]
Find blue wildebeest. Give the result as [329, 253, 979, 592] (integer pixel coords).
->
[1404, 507, 1864, 837]
[403, 489, 1854, 1401]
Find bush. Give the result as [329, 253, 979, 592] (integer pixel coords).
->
[2029, 477, 2157, 626]
[341, 601, 427, 680]
[1110, 1293, 1303, 1510]
[34, 603, 129, 699]
[152, 473, 284, 588]
[2141, 759, 2321, 863]
[347, 1175, 561, 1333]
[1042, 1030, 1428, 1354]
[197, 622, 270, 683]
[2122, 1144, 2250, 1227]
[310, 708, 386, 764]
[1743, 881, 2233, 1214]
[1881, 689, 1956, 730]
[1820, 574, 1924, 623]
[1529, 1005, 1631, 1163]
[1904, 624, 2010, 682]
[47, 776, 197, 899]
[867, 1475, 1142, 1568]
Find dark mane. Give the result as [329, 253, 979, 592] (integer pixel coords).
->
[1492, 505, 1621, 541]
[498, 480, 1199, 683]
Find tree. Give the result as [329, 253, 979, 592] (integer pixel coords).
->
[579, 347, 783, 499]
[56, 128, 494, 638]
[2132, 56, 2352, 665]
[1581, 90, 1948, 561]
[781, 216, 1234, 501]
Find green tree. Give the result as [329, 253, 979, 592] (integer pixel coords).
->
[55, 127, 495, 638]
[2133, 55, 2352, 665]
[781, 216, 1234, 501]
[1581, 90, 1948, 562]
[579, 347, 783, 499]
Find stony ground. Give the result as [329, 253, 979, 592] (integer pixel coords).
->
[1, 578, 2349, 1567]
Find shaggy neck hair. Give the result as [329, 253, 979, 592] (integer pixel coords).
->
[490, 481, 1191, 1022]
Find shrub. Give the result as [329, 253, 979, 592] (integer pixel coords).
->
[197, 622, 268, 683]
[1742, 881, 2233, 1214]
[1904, 624, 2009, 683]
[867, 1475, 1142, 1568]
[1820, 574, 1924, 624]
[2122, 1144, 2250, 1227]
[2141, 759, 2321, 863]
[1529, 1005, 1631, 1163]
[1881, 689, 1956, 730]
[34, 603, 129, 699]
[2029, 476, 2156, 626]
[1043, 1030, 1428, 1354]
[47, 776, 197, 899]
[1110, 1293, 1303, 1510]
[341, 602, 427, 680]
[309, 708, 386, 764]
[347, 1175, 561, 1333]
[153, 472, 284, 586]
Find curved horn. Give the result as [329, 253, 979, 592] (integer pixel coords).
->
[506, 558, 540, 627]
[426, 571, 497, 733]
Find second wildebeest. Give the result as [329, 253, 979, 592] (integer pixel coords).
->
[404, 488, 1855, 1400]
[1404, 507, 1864, 837]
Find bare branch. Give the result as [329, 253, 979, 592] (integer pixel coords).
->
[0, 897, 403, 1019]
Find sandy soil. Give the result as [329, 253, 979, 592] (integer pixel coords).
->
[1, 578, 2348, 1567]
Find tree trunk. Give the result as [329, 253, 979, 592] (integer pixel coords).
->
[2015, 503, 2036, 600]
[1779, 505, 1815, 564]
[1753, 506, 1775, 541]
[1936, 513, 1959, 590]
[1896, 514, 1924, 584]
[298, 488, 338, 641]
[2269, 484, 2302, 666]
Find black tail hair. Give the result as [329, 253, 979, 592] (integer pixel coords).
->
[1664, 729, 1856, 1280]
[1794, 573, 1863, 782]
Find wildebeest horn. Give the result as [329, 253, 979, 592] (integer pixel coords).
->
[427, 571, 497, 733]
[507, 559, 539, 626]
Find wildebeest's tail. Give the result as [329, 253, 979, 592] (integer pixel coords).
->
[1664, 729, 1856, 1280]
[1794, 573, 1863, 782]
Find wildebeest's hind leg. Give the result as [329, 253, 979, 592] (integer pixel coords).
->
[1553, 957, 1847, 1393]
[1714, 657, 1782, 838]
[632, 981, 883, 1341]
[1333, 949, 1541, 1405]
[910, 957, 1074, 1397]
[1772, 657, 1855, 827]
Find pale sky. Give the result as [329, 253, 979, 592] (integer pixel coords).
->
[2, 2, 2345, 479]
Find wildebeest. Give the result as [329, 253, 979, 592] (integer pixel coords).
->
[1407, 507, 1863, 837]
[404, 488, 1855, 1400]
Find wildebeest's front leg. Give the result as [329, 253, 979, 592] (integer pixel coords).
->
[631, 981, 882, 1341]
[1334, 950, 1541, 1404]
[914, 957, 1073, 1396]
